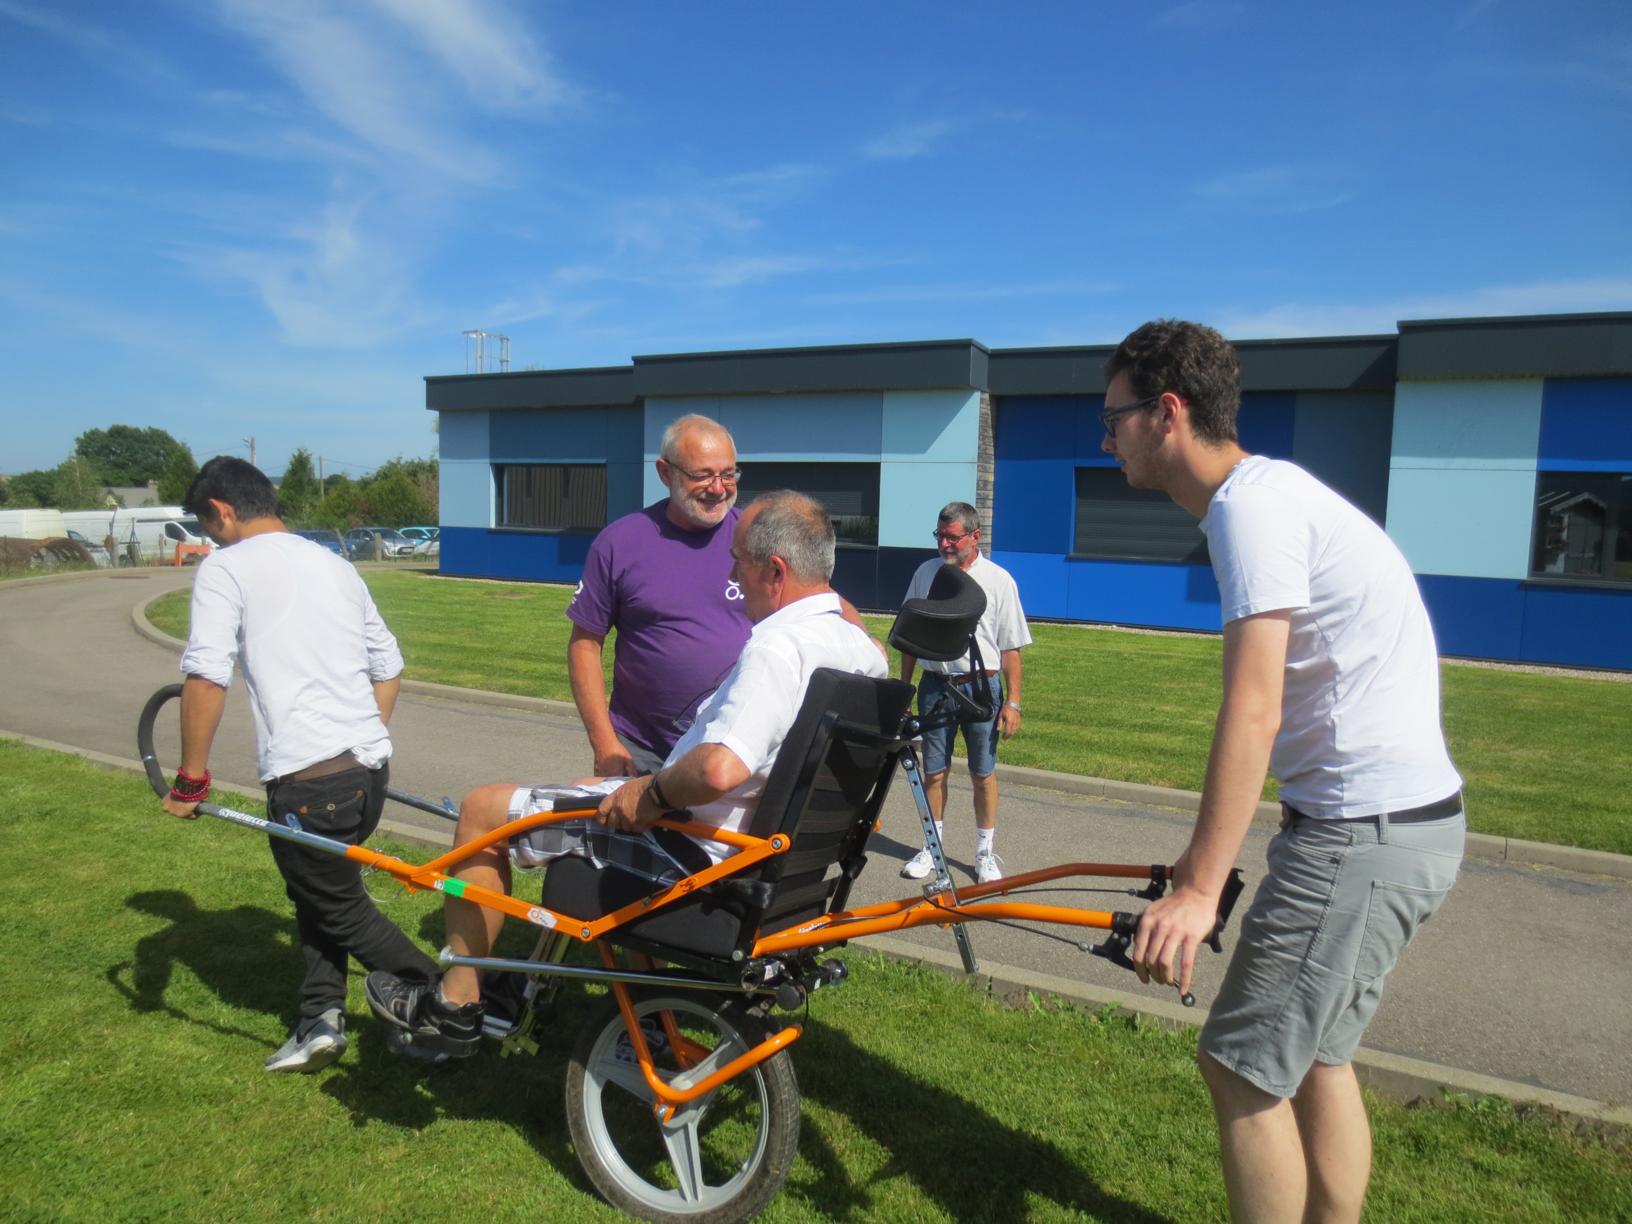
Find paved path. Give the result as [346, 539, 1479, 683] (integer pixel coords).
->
[4, 568, 1629, 1111]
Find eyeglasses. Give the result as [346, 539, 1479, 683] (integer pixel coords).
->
[932, 529, 975, 544]
[666, 464, 742, 486]
[1100, 394, 1163, 437]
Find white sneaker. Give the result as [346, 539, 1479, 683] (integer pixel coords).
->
[900, 847, 935, 880]
[974, 850, 1004, 885]
[265, 1007, 347, 1073]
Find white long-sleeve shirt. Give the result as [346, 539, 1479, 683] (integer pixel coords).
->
[179, 532, 404, 781]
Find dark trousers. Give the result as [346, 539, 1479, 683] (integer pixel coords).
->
[264, 762, 438, 1020]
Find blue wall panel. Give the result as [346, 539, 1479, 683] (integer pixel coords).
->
[988, 550, 1071, 619]
[439, 526, 595, 585]
[490, 404, 641, 461]
[1414, 574, 1526, 661]
[439, 410, 489, 461]
[1386, 467, 1537, 580]
[1239, 391, 1296, 458]
[994, 395, 1094, 557]
[1292, 391, 1394, 522]
[1067, 559, 1222, 631]
[439, 460, 493, 530]
[1538, 377, 1632, 472]
[881, 390, 979, 460]
[879, 461, 977, 547]
[1391, 380, 1543, 468]
[1518, 582, 1632, 669]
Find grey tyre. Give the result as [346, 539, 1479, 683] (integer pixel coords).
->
[565, 994, 800, 1223]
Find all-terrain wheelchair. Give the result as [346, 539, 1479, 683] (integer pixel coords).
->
[138, 565, 1242, 1223]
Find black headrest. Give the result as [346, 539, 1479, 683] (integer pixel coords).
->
[887, 563, 986, 662]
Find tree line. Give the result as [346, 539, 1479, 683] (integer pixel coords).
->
[1, 426, 438, 530]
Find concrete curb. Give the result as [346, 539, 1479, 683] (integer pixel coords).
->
[860, 933, 1632, 1135]
[130, 589, 1632, 883]
[10, 718, 1627, 1134]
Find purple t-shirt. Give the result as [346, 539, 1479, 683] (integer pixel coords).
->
[566, 502, 750, 756]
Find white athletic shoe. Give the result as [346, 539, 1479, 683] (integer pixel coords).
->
[974, 850, 1004, 885]
[265, 1007, 347, 1073]
[900, 847, 935, 880]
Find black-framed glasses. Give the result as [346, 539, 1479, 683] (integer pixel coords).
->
[666, 463, 742, 486]
[1100, 394, 1163, 436]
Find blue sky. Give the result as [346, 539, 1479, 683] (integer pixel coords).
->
[2, 0, 1628, 479]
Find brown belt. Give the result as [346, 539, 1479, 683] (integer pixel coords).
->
[945, 671, 994, 686]
[277, 751, 360, 784]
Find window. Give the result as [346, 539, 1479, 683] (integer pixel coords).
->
[495, 464, 607, 531]
[1073, 467, 1209, 564]
[734, 462, 880, 546]
[1531, 471, 1632, 583]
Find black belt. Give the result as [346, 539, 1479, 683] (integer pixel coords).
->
[274, 751, 361, 785]
[1282, 792, 1463, 825]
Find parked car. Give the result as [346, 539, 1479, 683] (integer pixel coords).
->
[343, 527, 414, 558]
[295, 528, 352, 560]
[65, 529, 113, 567]
[399, 525, 439, 545]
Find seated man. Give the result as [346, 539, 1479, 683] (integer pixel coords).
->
[367, 491, 887, 1059]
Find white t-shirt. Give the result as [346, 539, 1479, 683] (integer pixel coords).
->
[180, 532, 405, 781]
[903, 553, 1032, 674]
[1200, 456, 1461, 818]
[666, 591, 887, 860]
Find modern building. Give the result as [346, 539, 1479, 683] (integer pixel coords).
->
[427, 311, 1632, 671]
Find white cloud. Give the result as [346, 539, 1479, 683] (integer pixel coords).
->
[862, 119, 958, 160]
[1195, 164, 1356, 215]
[364, 0, 572, 112]
[1151, 2, 1246, 33]
[1213, 276, 1632, 339]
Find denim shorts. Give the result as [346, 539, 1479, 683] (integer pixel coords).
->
[917, 671, 1003, 778]
[1199, 802, 1465, 1098]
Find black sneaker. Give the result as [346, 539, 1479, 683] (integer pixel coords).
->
[365, 971, 484, 1060]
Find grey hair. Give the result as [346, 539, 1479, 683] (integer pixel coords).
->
[659, 413, 735, 464]
[938, 501, 979, 535]
[741, 490, 835, 583]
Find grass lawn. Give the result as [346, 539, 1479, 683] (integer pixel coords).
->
[3, 739, 1628, 1222]
[145, 572, 1632, 856]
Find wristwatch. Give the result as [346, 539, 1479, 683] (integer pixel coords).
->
[1004, 700, 1022, 712]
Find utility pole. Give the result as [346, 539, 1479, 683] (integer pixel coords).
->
[318, 456, 325, 499]
[243, 436, 256, 468]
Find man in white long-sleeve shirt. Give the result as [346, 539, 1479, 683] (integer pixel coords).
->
[161, 456, 438, 1073]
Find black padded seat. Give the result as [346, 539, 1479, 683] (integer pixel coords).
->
[538, 667, 914, 966]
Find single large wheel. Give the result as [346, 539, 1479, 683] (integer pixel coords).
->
[565, 994, 800, 1223]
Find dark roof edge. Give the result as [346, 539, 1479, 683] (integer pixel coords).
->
[1399, 310, 1632, 330]
[632, 337, 990, 364]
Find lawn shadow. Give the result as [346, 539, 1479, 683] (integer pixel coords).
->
[106, 888, 296, 1042]
[792, 1021, 1175, 1223]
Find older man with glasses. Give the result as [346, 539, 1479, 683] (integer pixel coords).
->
[565, 414, 753, 777]
[897, 501, 1032, 884]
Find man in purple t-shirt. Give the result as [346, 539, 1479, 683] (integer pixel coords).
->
[567, 414, 750, 775]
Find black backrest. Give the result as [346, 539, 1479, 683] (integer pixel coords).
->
[601, 667, 913, 967]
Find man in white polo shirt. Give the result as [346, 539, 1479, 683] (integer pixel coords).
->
[160, 457, 438, 1073]
[897, 501, 1032, 884]
[366, 491, 887, 1060]
[1103, 321, 1464, 1224]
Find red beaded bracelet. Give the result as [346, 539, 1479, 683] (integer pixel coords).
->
[169, 768, 211, 802]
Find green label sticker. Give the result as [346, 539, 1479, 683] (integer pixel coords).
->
[438, 878, 467, 898]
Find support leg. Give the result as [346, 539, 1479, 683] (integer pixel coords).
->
[898, 748, 978, 974]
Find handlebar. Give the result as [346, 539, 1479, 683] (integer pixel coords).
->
[137, 683, 459, 821]
[1090, 867, 1247, 1006]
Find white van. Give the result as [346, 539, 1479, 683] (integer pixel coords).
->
[0, 508, 68, 540]
[61, 506, 212, 564]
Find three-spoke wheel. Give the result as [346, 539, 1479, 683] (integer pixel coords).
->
[565, 994, 800, 1223]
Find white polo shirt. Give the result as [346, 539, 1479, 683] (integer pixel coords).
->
[665, 591, 887, 861]
[904, 553, 1032, 674]
[180, 532, 404, 781]
[1200, 456, 1461, 818]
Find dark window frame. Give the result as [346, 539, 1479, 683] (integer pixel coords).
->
[1069, 466, 1210, 565]
[493, 462, 608, 533]
[733, 461, 881, 548]
[1528, 469, 1632, 587]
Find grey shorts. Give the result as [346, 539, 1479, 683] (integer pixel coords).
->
[1199, 801, 1465, 1098]
[506, 781, 704, 882]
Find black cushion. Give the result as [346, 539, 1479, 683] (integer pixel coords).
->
[887, 563, 986, 663]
